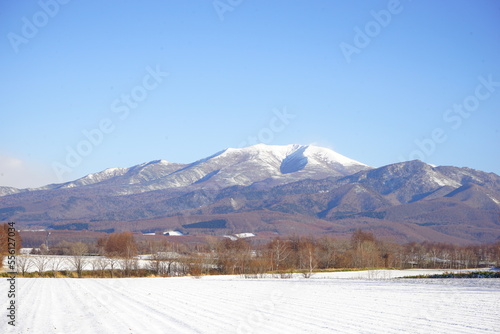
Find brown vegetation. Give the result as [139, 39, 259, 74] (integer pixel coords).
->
[5, 228, 500, 278]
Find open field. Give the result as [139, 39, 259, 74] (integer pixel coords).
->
[1, 271, 499, 333]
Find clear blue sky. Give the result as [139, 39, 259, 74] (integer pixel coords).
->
[1, 0, 499, 188]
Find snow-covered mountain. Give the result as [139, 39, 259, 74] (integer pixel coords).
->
[3, 144, 370, 195]
[1, 144, 499, 243]
[0, 186, 21, 197]
[160, 144, 369, 190]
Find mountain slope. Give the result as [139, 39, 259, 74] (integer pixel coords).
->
[0, 145, 498, 243]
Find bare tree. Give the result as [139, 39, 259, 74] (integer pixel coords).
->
[16, 255, 32, 275]
[268, 238, 292, 272]
[349, 230, 383, 268]
[146, 241, 164, 275]
[95, 256, 108, 277]
[50, 256, 67, 277]
[246, 255, 269, 278]
[32, 255, 50, 274]
[120, 256, 138, 277]
[317, 237, 338, 269]
[157, 257, 171, 276]
[100, 232, 138, 277]
[213, 238, 252, 275]
[303, 239, 318, 278]
[68, 242, 89, 278]
[147, 241, 179, 276]
[120, 240, 139, 276]
[107, 256, 120, 278]
[185, 253, 209, 277]
[104, 232, 138, 257]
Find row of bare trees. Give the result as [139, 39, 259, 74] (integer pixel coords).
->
[192, 230, 500, 276]
[14, 253, 140, 278]
[11, 232, 140, 277]
[4, 228, 500, 277]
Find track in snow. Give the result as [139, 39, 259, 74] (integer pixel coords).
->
[1, 276, 499, 333]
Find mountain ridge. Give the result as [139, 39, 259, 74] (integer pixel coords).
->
[0, 144, 370, 194]
[1, 144, 499, 244]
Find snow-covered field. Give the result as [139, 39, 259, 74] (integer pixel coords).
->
[1, 271, 499, 333]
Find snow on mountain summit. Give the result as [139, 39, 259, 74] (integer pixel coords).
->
[176, 144, 372, 188]
[5, 144, 371, 194]
[303, 145, 368, 167]
[222, 144, 368, 168]
[219, 144, 369, 176]
[98, 144, 371, 191]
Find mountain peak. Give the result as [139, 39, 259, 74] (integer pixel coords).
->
[227, 144, 369, 168]
[2, 145, 499, 243]
[2, 144, 369, 193]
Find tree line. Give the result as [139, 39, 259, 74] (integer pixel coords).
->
[2, 228, 499, 277]
[201, 230, 500, 276]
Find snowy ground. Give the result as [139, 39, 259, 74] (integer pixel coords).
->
[1, 271, 499, 333]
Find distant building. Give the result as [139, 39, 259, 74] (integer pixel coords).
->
[235, 233, 255, 239]
[19, 248, 38, 254]
[224, 233, 256, 240]
[163, 230, 183, 236]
